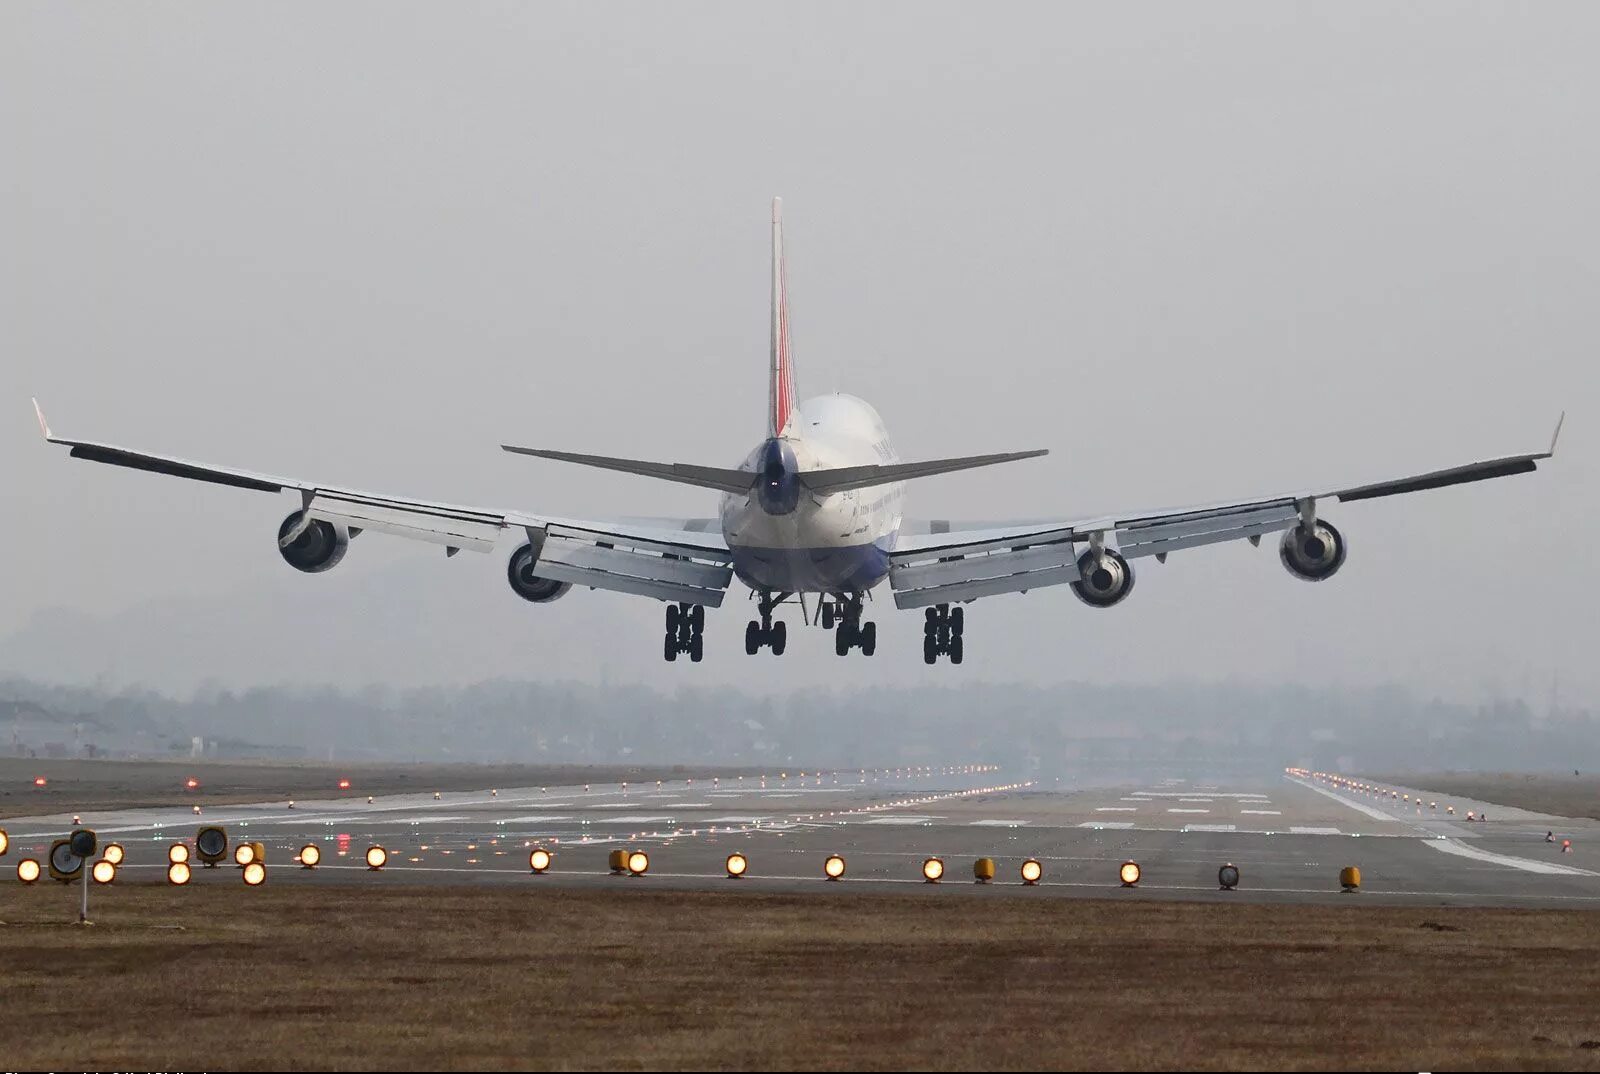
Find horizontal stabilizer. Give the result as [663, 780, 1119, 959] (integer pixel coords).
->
[501, 445, 756, 494]
[800, 450, 1047, 494]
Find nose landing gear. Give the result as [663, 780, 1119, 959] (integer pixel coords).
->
[745, 592, 789, 655]
[664, 602, 705, 662]
[923, 604, 964, 664]
[830, 594, 876, 656]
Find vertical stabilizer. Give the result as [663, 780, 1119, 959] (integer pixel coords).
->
[769, 197, 796, 437]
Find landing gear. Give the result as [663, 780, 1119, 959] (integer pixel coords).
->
[830, 594, 877, 657]
[745, 592, 789, 656]
[923, 603, 964, 664]
[663, 602, 705, 662]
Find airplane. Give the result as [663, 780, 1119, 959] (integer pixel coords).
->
[34, 198, 1563, 664]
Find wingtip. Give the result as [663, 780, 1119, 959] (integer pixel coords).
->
[1550, 411, 1566, 456]
[772, 196, 782, 223]
[31, 397, 51, 440]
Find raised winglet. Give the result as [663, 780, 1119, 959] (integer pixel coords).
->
[32, 397, 52, 441]
[1550, 411, 1566, 457]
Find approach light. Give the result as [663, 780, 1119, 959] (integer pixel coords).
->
[1119, 860, 1141, 887]
[234, 841, 265, 868]
[824, 854, 846, 880]
[529, 847, 552, 873]
[167, 861, 191, 886]
[922, 857, 945, 883]
[18, 858, 41, 883]
[299, 844, 321, 868]
[627, 850, 650, 876]
[48, 839, 84, 882]
[725, 852, 747, 878]
[92, 859, 116, 884]
[195, 826, 228, 866]
[102, 842, 125, 866]
[168, 842, 190, 864]
[1218, 863, 1240, 891]
[243, 861, 267, 886]
[1020, 858, 1042, 885]
[366, 845, 388, 870]
[0, 829, 8, 856]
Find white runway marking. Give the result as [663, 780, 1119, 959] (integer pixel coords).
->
[764, 794, 801, 799]
[594, 816, 674, 824]
[1426, 838, 1600, 876]
[1289, 826, 1341, 835]
[1121, 797, 1152, 802]
[1168, 808, 1209, 814]
[1184, 823, 1237, 832]
[495, 815, 573, 824]
[862, 816, 939, 825]
[1095, 807, 1138, 812]
[383, 816, 471, 825]
[705, 816, 769, 823]
[1179, 798, 1213, 803]
[1240, 810, 1282, 815]
[968, 819, 1027, 827]
[1286, 775, 1397, 821]
[1078, 821, 1135, 829]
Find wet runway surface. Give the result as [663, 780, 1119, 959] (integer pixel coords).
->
[5, 767, 1598, 907]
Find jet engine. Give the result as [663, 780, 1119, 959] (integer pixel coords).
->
[507, 543, 572, 603]
[1279, 519, 1347, 581]
[1071, 547, 1135, 608]
[277, 511, 350, 573]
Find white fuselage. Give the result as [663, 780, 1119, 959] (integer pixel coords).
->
[718, 394, 904, 594]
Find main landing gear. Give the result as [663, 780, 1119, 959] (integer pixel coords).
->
[824, 594, 876, 656]
[664, 602, 705, 662]
[745, 592, 788, 656]
[923, 603, 964, 664]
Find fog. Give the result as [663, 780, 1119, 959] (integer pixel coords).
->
[3, 5, 1595, 735]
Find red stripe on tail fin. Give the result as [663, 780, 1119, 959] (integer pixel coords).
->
[770, 197, 797, 437]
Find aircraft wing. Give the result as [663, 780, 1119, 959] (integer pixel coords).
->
[888, 417, 1563, 610]
[34, 401, 734, 607]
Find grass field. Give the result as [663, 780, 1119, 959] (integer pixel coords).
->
[1366, 772, 1600, 822]
[3, 884, 1599, 1071]
[0, 757, 777, 820]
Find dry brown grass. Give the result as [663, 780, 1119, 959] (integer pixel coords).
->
[3, 884, 1600, 1071]
[0, 758, 774, 819]
[1366, 771, 1600, 822]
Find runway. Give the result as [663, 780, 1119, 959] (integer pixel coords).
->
[5, 767, 1598, 907]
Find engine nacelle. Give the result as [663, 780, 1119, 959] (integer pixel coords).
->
[278, 511, 350, 573]
[1071, 548, 1135, 608]
[507, 543, 572, 604]
[1279, 519, 1347, 581]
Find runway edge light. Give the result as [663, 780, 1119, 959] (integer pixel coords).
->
[530, 847, 552, 874]
[824, 854, 846, 880]
[626, 850, 650, 876]
[168, 861, 191, 886]
[299, 844, 321, 869]
[17, 858, 41, 883]
[1020, 858, 1042, 885]
[1119, 860, 1141, 887]
[973, 857, 995, 884]
[1218, 863, 1240, 891]
[243, 861, 266, 886]
[922, 857, 944, 883]
[1340, 865, 1361, 892]
[725, 852, 747, 878]
[366, 845, 388, 870]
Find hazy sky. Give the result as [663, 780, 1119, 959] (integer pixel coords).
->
[2, 4, 1594, 700]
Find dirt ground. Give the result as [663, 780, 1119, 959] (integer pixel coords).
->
[0, 757, 781, 819]
[2, 884, 1599, 1071]
[1366, 771, 1600, 821]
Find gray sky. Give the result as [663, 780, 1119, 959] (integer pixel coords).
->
[2, 3, 1594, 701]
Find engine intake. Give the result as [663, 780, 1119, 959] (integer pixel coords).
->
[507, 543, 572, 603]
[278, 511, 350, 573]
[1071, 548, 1135, 608]
[1280, 520, 1347, 581]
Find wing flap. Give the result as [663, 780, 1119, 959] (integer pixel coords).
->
[307, 492, 505, 552]
[1116, 502, 1299, 560]
[892, 564, 1081, 609]
[534, 532, 731, 606]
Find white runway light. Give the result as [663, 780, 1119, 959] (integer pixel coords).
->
[725, 852, 747, 878]
[922, 857, 944, 883]
[17, 858, 41, 884]
[168, 842, 191, 865]
[243, 861, 267, 886]
[627, 851, 650, 876]
[366, 845, 389, 870]
[824, 854, 846, 880]
[529, 848, 552, 874]
[1119, 860, 1141, 887]
[299, 844, 321, 869]
[1020, 858, 1042, 885]
[92, 859, 116, 884]
[102, 842, 125, 866]
[167, 861, 191, 886]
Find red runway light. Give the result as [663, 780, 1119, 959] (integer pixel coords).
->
[338, 778, 351, 790]
[185, 777, 200, 790]
[33, 777, 47, 787]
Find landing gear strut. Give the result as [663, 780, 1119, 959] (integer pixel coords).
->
[829, 594, 876, 657]
[664, 602, 705, 662]
[923, 603, 964, 664]
[745, 592, 789, 656]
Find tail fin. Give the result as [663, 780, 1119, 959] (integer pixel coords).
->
[770, 196, 796, 437]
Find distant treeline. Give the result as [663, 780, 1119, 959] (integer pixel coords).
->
[0, 676, 1593, 774]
